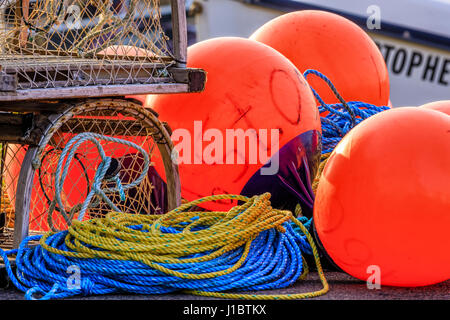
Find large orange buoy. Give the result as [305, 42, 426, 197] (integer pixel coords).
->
[147, 37, 321, 213]
[250, 10, 390, 107]
[314, 107, 450, 287]
[420, 100, 450, 115]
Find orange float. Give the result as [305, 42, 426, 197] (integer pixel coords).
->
[314, 107, 450, 287]
[147, 37, 321, 212]
[250, 10, 390, 107]
[420, 100, 450, 115]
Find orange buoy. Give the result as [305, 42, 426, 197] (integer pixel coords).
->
[314, 107, 450, 287]
[420, 100, 450, 115]
[147, 37, 321, 212]
[250, 10, 390, 107]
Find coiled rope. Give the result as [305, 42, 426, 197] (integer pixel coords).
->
[0, 193, 328, 300]
[48, 132, 150, 231]
[303, 69, 390, 191]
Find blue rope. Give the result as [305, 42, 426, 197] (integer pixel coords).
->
[303, 69, 390, 154]
[49, 132, 150, 230]
[0, 220, 312, 300]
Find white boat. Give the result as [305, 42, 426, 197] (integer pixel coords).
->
[189, 0, 450, 107]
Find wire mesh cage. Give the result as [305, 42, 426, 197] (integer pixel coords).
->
[1, 0, 171, 87]
[27, 100, 178, 231]
[0, 0, 205, 99]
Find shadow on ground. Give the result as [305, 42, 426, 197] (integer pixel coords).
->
[0, 272, 448, 300]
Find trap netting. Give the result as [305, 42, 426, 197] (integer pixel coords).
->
[28, 102, 172, 234]
[0, 100, 177, 249]
[0, 0, 173, 89]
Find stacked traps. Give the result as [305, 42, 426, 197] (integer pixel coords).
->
[303, 70, 390, 155]
[0, 0, 204, 253]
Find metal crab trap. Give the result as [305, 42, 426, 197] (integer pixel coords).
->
[0, 0, 206, 252]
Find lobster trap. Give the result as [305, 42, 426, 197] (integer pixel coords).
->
[0, 0, 206, 251]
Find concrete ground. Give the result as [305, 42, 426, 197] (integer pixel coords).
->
[0, 271, 448, 300]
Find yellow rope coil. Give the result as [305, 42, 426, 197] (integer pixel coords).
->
[40, 193, 329, 299]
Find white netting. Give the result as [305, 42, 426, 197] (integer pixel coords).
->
[0, 0, 174, 89]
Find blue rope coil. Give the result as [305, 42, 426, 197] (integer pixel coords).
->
[0, 220, 312, 300]
[303, 69, 390, 154]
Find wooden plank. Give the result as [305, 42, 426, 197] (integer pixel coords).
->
[0, 51, 174, 63]
[0, 101, 70, 113]
[169, 67, 207, 92]
[0, 83, 189, 102]
[0, 125, 28, 143]
[171, 0, 188, 67]
[1, 57, 173, 89]
[0, 113, 26, 126]
[0, 113, 37, 144]
[1, 59, 168, 73]
[16, 77, 173, 90]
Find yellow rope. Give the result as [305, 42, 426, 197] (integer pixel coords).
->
[312, 152, 332, 194]
[187, 216, 329, 300]
[40, 193, 329, 299]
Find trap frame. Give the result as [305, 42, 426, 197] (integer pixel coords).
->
[0, 0, 206, 252]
